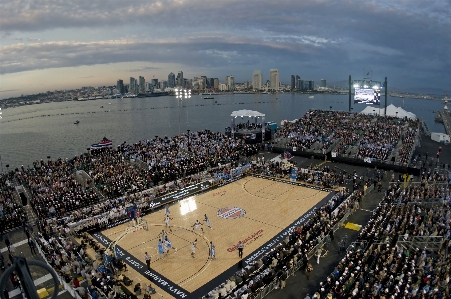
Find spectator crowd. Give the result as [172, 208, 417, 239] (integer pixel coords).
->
[277, 110, 419, 164]
[313, 180, 451, 298]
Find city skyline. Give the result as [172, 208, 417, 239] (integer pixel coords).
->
[0, 0, 450, 99]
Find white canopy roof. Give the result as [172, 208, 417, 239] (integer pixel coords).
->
[230, 109, 265, 117]
[360, 104, 416, 119]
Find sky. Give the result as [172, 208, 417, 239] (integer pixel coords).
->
[0, 0, 450, 99]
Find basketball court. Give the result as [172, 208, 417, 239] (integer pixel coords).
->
[91, 176, 334, 299]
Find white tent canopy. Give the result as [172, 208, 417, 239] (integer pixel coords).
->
[230, 110, 266, 143]
[230, 109, 265, 118]
[360, 104, 416, 120]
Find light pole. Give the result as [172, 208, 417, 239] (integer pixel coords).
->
[176, 88, 191, 135]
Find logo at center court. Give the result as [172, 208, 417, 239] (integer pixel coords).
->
[217, 207, 246, 219]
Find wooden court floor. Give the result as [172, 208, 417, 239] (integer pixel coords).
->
[100, 176, 329, 296]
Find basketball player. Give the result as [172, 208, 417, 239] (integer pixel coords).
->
[191, 239, 197, 258]
[209, 241, 216, 260]
[164, 215, 173, 232]
[165, 204, 170, 215]
[192, 220, 203, 233]
[160, 230, 167, 242]
[157, 241, 165, 259]
[164, 236, 175, 252]
[203, 214, 212, 229]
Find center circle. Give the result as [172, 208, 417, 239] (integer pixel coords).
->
[217, 207, 246, 219]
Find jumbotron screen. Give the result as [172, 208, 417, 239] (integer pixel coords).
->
[354, 88, 380, 105]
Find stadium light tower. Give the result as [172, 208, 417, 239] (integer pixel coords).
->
[176, 88, 191, 134]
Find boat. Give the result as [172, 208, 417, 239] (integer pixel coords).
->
[309, 96, 314, 99]
[100, 106, 104, 108]
[90, 137, 113, 150]
[74, 120, 80, 124]
[201, 92, 221, 95]
[204, 97, 214, 99]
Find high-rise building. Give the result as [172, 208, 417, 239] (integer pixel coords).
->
[213, 78, 219, 90]
[162, 80, 168, 89]
[296, 75, 301, 90]
[177, 71, 184, 87]
[168, 72, 176, 88]
[252, 70, 263, 90]
[139, 76, 145, 94]
[226, 76, 234, 91]
[290, 75, 295, 90]
[129, 77, 137, 94]
[201, 77, 206, 90]
[116, 79, 124, 94]
[269, 69, 279, 90]
[207, 78, 214, 88]
[185, 79, 192, 89]
[320, 79, 326, 88]
[151, 79, 158, 86]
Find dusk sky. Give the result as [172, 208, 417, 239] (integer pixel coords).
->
[0, 0, 450, 99]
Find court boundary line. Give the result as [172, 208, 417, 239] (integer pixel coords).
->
[90, 176, 336, 299]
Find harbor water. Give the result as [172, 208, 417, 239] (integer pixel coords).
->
[0, 93, 445, 170]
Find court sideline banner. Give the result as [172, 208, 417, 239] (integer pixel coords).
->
[91, 232, 189, 298]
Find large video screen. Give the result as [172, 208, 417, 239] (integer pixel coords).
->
[354, 88, 380, 105]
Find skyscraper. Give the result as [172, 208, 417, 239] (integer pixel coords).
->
[139, 76, 145, 94]
[290, 75, 295, 90]
[296, 75, 301, 90]
[168, 72, 176, 88]
[207, 78, 214, 88]
[213, 78, 219, 90]
[320, 79, 326, 88]
[252, 70, 263, 90]
[116, 79, 124, 94]
[269, 69, 279, 90]
[226, 76, 234, 91]
[130, 77, 137, 94]
[177, 71, 184, 87]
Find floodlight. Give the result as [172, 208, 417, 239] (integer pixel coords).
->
[373, 85, 379, 89]
[363, 85, 369, 88]
[353, 84, 359, 88]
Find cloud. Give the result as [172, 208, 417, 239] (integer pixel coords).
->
[0, 89, 21, 93]
[126, 66, 161, 72]
[0, 0, 449, 92]
[0, 35, 334, 74]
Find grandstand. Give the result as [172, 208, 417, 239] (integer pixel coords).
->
[1, 111, 450, 299]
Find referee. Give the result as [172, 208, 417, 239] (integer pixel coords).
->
[237, 241, 244, 258]
[145, 252, 151, 270]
